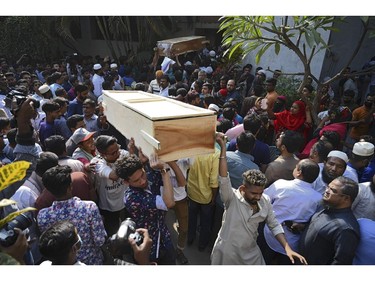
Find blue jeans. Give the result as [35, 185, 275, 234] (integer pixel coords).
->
[187, 199, 214, 249]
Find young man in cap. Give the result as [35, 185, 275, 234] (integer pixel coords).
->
[346, 141, 375, 183]
[92, 63, 104, 99]
[110, 63, 125, 90]
[71, 127, 96, 171]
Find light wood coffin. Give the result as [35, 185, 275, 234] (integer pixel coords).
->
[156, 36, 209, 57]
[102, 90, 216, 162]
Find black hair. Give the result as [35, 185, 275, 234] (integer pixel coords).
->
[50, 72, 62, 83]
[39, 220, 77, 265]
[55, 88, 67, 97]
[176, 88, 188, 97]
[243, 113, 262, 135]
[186, 92, 200, 104]
[0, 117, 10, 131]
[75, 84, 88, 93]
[94, 135, 118, 154]
[266, 78, 277, 86]
[35, 151, 59, 177]
[174, 70, 183, 82]
[243, 64, 253, 71]
[115, 154, 144, 181]
[42, 165, 73, 198]
[6, 128, 17, 146]
[66, 114, 84, 130]
[281, 130, 304, 153]
[53, 97, 68, 108]
[222, 107, 236, 120]
[313, 140, 333, 162]
[303, 84, 314, 93]
[44, 135, 66, 156]
[204, 96, 215, 107]
[83, 98, 96, 107]
[217, 118, 232, 133]
[236, 132, 256, 154]
[41, 101, 60, 113]
[322, 131, 341, 150]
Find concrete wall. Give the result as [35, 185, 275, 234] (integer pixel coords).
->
[241, 17, 331, 80]
[320, 16, 375, 80]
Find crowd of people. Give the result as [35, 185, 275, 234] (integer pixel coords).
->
[0, 46, 374, 266]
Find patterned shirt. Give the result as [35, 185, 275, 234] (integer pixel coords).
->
[37, 197, 107, 265]
[124, 166, 173, 262]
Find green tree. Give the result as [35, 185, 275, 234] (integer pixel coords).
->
[219, 16, 375, 122]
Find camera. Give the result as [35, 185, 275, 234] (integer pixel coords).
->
[5, 90, 40, 115]
[106, 217, 144, 259]
[0, 213, 33, 247]
[111, 218, 143, 246]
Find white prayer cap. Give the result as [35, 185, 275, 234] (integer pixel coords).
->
[353, 142, 374, 156]
[327, 150, 349, 163]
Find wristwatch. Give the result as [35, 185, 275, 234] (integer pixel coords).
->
[160, 168, 171, 174]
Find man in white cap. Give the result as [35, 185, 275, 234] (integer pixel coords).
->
[92, 63, 104, 99]
[37, 84, 53, 106]
[110, 63, 125, 90]
[311, 150, 355, 195]
[208, 103, 220, 115]
[346, 141, 375, 183]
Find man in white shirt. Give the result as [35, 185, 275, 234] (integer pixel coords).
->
[92, 135, 130, 236]
[91, 64, 104, 99]
[158, 74, 170, 97]
[260, 159, 322, 264]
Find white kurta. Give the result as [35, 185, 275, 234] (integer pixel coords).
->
[211, 175, 284, 265]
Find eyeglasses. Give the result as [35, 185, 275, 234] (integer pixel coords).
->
[73, 234, 82, 250]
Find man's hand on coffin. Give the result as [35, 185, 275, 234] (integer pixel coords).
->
[149, 153, 166, 171]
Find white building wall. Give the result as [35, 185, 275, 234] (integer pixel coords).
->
[241, 17, 331, 80]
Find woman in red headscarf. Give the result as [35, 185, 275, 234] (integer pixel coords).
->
[267, 100, 312, 146]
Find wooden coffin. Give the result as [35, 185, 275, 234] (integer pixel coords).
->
[156, 36, 209, 57]
[102, 90, 216, 162]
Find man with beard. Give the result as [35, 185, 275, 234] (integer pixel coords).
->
[311, 150, 357, 195]
[299, 176, 360, 265]
[210, 132, 307, 265]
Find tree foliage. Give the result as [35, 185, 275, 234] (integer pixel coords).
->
[219, 16, 375, 126]
[219, 16, 375, 93]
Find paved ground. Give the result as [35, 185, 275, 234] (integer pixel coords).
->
[165, 209, 212, 265]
